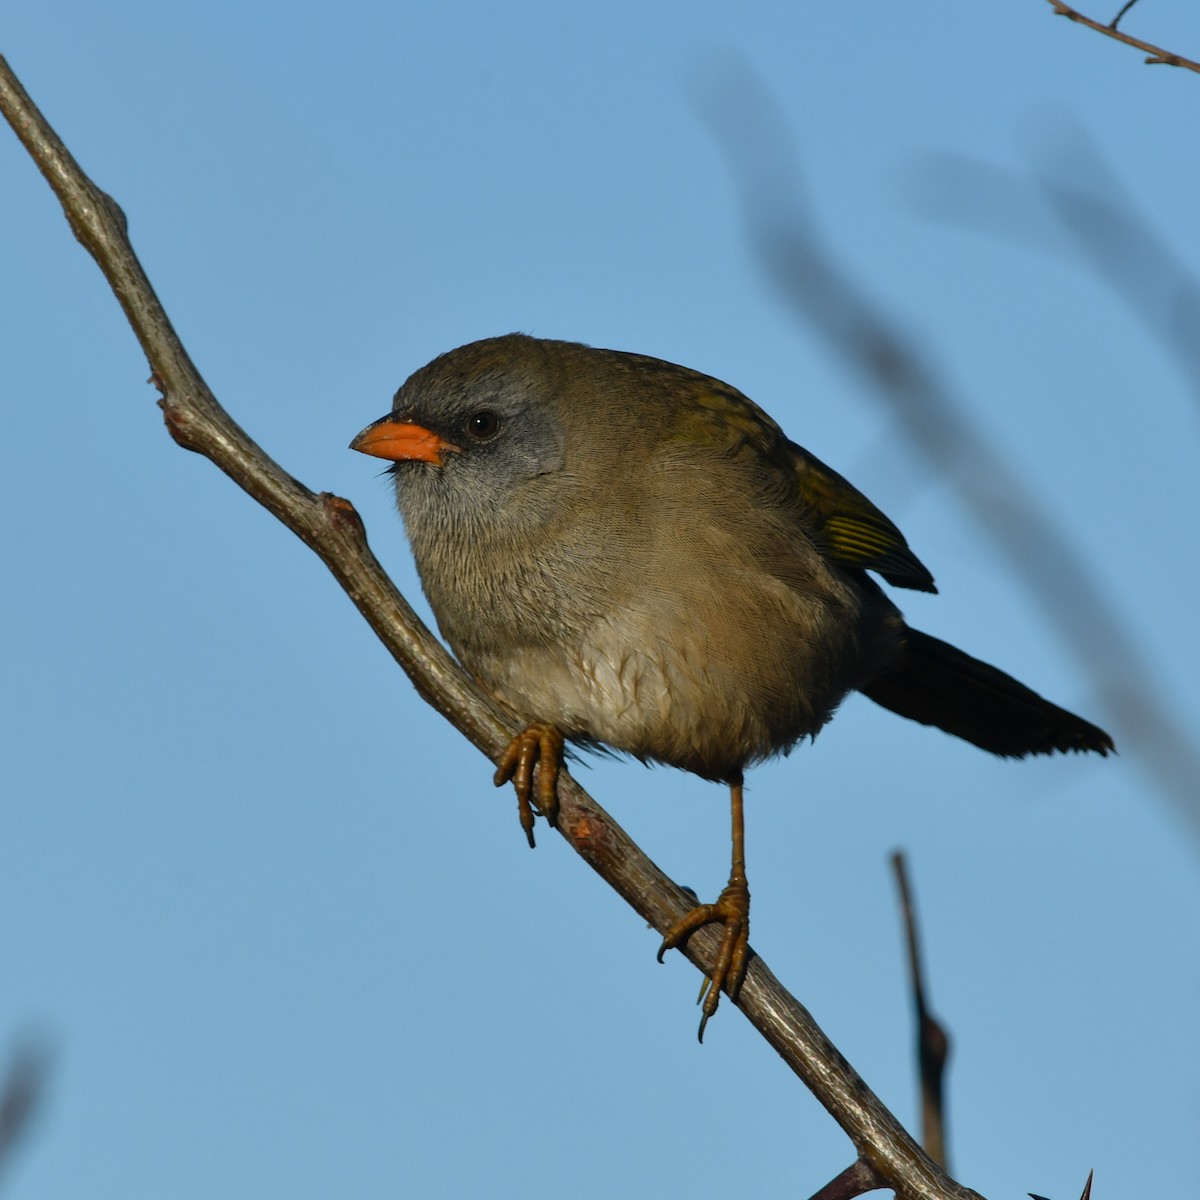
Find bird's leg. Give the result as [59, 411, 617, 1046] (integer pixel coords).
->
[657, 775, 751, 1040]
[494, 723, 564, 848]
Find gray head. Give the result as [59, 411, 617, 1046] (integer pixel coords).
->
[352, 334, 572, 549]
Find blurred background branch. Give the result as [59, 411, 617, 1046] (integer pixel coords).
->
[0, 1040, 49, 1191]
[907, 135, 1200, 417]
[691, 60, 1200, 844]
[892, 852, 951, 1171]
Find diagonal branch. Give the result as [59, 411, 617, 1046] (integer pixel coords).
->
[1046, 0, 1200, 73]
[0, 52, 985, 1200]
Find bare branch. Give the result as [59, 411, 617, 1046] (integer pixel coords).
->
[1046, 0, 1200, 73]
[1032, 137, 1200, 414]
[892, 853, 951, 1170]
[0, 52, 986, 1200]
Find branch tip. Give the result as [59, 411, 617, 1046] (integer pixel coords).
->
[158, 398, 204, 453]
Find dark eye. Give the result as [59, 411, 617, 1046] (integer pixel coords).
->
[464, 410, 501, 441]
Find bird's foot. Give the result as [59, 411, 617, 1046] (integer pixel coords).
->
[657, 873, 750, 1040]
[494, 723, 564, 848]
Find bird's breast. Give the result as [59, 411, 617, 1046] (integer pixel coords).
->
[453, 573, 882, 781]
[403, 452, 900, 778]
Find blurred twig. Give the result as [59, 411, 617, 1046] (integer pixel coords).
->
[693, 62, 1200, 843]
[0, 51, 987, 1200]
[0, 1040, 49, 1183]
[1046, 1, 1200, 72]
[1034, 137, 1200, 410]
[910, 138, 1200, 411]
[892, 852, 951, 1170]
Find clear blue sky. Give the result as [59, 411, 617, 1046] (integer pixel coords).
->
[3, 4, 1199, 1198]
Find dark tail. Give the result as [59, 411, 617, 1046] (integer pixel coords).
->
[859, 628, 1114, 758]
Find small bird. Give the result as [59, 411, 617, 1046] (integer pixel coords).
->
[351, 334, 1112, 1037]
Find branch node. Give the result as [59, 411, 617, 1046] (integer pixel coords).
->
[564, 809, 606, 851]
[99, 188, 128, 234]
[320, 492, 367, 539]
[158, 396, 203, 453]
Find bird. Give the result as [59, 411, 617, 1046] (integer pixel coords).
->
[351, 333, 1113, 1038]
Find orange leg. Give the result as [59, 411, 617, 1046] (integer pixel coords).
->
[657, 776, 750, 1040]
[494, 723, 564, 848]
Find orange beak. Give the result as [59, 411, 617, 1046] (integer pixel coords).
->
[349, 416, 460, 465]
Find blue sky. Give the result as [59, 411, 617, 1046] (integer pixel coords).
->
[3, 4, 1199, 1198]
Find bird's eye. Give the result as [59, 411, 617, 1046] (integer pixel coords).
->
[464, 410, 501, 441]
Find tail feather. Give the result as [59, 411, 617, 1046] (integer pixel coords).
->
[859, 628, 1114, 758]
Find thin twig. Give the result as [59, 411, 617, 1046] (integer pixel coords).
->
[1109, 0, 1139, 31]
[892, 853, 951, 1170]
[809, 1158, 884, 1200]
[1047, 0, 1200, 73]
[0, 52, 985, 1200]
[1030, 1166, 1094, 1200]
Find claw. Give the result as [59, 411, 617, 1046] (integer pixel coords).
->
[658, 874, 750, 1040]
[494, 723, 564, 848]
